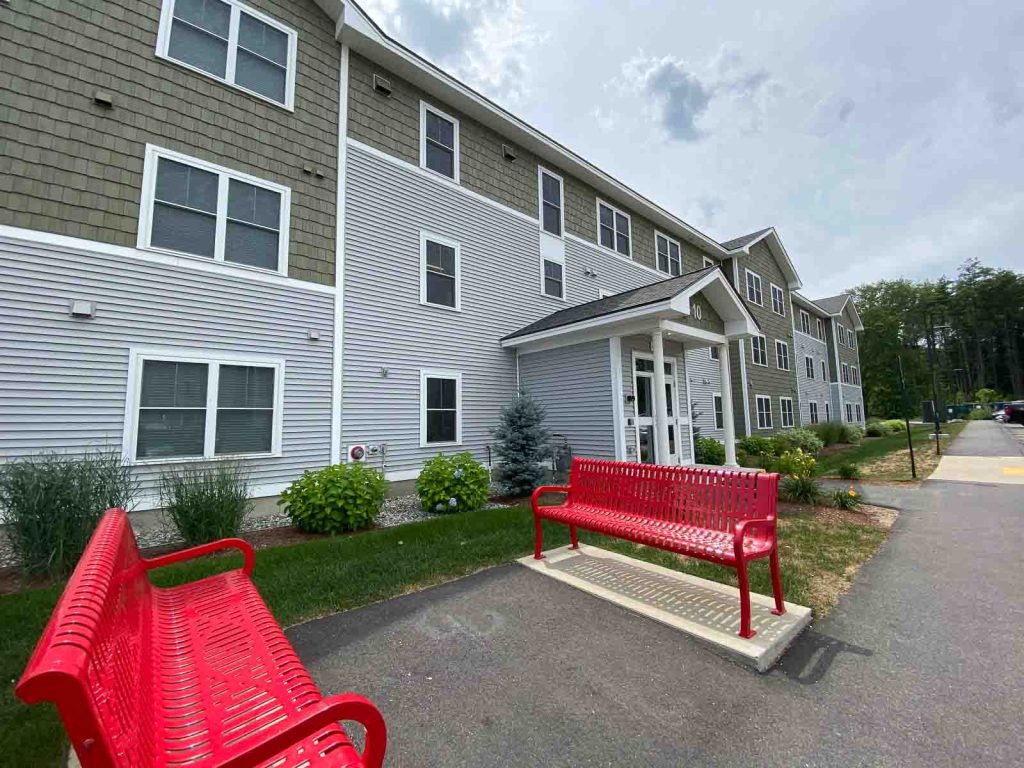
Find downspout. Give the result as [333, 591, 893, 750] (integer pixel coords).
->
[329, 41, 349, 464]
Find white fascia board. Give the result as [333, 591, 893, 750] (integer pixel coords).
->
[500, 300, 675, 349]
[669, 270, 761, 336]
[659, 320, 727, 345]
[723, 228, 803, 291]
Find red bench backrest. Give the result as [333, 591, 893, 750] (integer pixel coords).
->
[567, 458, 778, 533]
[16, 508, 155, 768]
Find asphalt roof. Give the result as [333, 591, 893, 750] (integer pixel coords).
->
[502, 266, 717, 341]
[812, 294, 851, 315]
[719, 228, 773, 251]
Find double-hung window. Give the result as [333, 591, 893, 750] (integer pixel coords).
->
[597, 200, 631, 257]
[821, 359, 828, 380]
[655, 232, 682, 276]
[846, 403, 854, 422]
[855, 403, 863, 422]
[141, 145, 289, 272]
[817, 318, 825, 340]
[775, 340, 790, 371]
[849, 329, 857, 349]
[420, 102, 459, 181]
[709, 346, 720, 361]
[805, 355, 815, 379]
[841, 363, 850, 383]
[542, 258, 564, 299]
[157, 0, 297, 109]
[420, 233, 460, 310]
[756, 395, 773, 430]
[780, 397, 795, 428]
[745, 270, 763, 305]
[837, 323, 846, 347]
[713, 393, 724, 429]
[851, 366, 860, 385]
[128, 350, 282, 462]
[771, 284, 785, 316]
[420, 370, 461, 446]
[539, 168, 563, 237]
[799, 309, 811, 335]
[751, 335, 768, 367]
[809, 401, 819, 425]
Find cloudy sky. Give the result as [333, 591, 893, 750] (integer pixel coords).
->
[358, 0, 1024, 297]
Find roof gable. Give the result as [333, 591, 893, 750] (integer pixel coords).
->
[721, 227, 802, 290]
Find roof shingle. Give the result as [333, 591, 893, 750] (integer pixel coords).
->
[720, 228, 773, 251]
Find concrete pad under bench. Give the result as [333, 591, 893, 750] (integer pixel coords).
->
[518, 544, 811, 672]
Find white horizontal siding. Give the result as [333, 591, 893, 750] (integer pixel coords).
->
[685, 346, 724, 441]
[619, 335, 693, 463]
[793, 330, 831, 426]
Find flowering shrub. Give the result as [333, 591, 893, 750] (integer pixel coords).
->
[416, 452, 490, 514]
[279, 462, 384, 534]
[737, 436, 776, 457]
[829, 485, 861, 510]
[772, 428, 825, 456]
[774, 448, 817, 479]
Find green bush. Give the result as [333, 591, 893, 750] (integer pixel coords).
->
[417, 452, 490, 514]
[829, 486, 862, 510]
[695, 437, 726, 466]
[882, 419, 906, 432]
[846, 424, 865, 444]
[864, 421, 890, 437]
[774, 448, 817, 479]
[838, 463, 862, 480]
[772, 428, 825, 456]
[0, 451, 137, 577]
[737, 436, 776, 457]
[779, 475, 823, 504]
[812, 421, 847, 446]
[159, 463, 252, 547]
[967, 409, 994, 420]
[279, 462, 385, 534]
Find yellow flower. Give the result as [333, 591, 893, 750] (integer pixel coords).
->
[848, 486, 857, 498]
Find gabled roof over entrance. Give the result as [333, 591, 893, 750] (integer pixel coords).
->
[501, 266, 760, 348]
[813, 293, 865, 331]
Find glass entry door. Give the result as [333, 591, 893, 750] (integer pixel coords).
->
[633, 355, 679, 464]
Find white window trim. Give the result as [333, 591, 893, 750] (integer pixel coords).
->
[122, 347, 285, 465]
[138, 144, 291, 275]
[595, 198, 632, 258]
[156, 0, 297, 111]
[419, 231, 461, 311]
[419, 100, 461, 182]
[805, 355, 815, 379]
[755, 394, 773, 430]
[799, 309, 811, 336]
[846, 402, 854, 422]
[745, 269, 764, 306]
[751, 334, 768, 367]
[712, 392, 724, 430]
[837, 323, 846, 347]
[770, 283, 786, 317]
[709, 345, 720, 361]
[842, 362, 850, 383]
[540, 254, 566, 301]
[775, 340, 790, 371]
[821, 359, 828, 380]
[654, 230, 683, 277]
[420, 368, 463, 447]
[780, 396, 795, 428]
[826, 402, 832, 422]
[537, 166, 565, 239]
[809, 401, 819, 425]
[817, 318, 825, 340]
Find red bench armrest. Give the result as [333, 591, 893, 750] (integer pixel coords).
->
[733, 517, 775, 549]
[210, 693, 387, 768]
[531, 485, 571, 510]
[142, 538, 256, 576]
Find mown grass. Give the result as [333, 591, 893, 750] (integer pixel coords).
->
[816, 422, 966, 480]
[1, 503, 888, 766]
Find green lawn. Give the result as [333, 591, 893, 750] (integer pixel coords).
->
[0, 503, 888, 766]
[816, 422, 967, 480]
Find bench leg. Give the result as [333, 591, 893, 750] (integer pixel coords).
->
[769, 546, 786, 616]
[736, 558, 755, 639]
[569, 525, 579, 550]
[533, 514, 544, 559]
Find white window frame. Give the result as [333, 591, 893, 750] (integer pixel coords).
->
[537, 166, 564, 238]
[713, 392, 724, 430]
[419, 369, 463, 447]
[745, 269, 763, 306]
[849, 328, 857, 349]
[775, 340, 790, 371]
[596, 199, 632, 258]
[809, 401, 819, 425]
[755, 394, 773, 430]
[751, 334, 768, 367]
[856, 403, 863, 422]
[846, 402, 854, 422]
[654, 230, 683, 276]
[821, 359, 828, 381]
[837, 323, 846, 347]
[540, 254, 566, 300]
[709, 345, 720, 361]
[419, 231, 461, 311]
[842, 362, 850, 383]
[851, 366, 859, 386]
[780, 397, 795, 428]
[805, 355, 815, 379]
[122, 347, 285, 464]
[156, 0, 298, 111]
[799, 309, 811, 336]
[419, 100, 461, 182]
[817, 318, 825, 340]
[138, 145, 290, 275]
[826, 402, 832, 422]
[770, 283, 786, 316]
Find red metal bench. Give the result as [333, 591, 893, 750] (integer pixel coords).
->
[532, 458, 785, 639]
[16, 508, 386, 768]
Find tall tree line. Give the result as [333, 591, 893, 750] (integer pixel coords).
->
[852, 259, 1024, 418]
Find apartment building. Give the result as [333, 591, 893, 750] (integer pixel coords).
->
[0, 0, 864, 505]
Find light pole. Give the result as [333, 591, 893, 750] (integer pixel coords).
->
[925, 311, 951, 456]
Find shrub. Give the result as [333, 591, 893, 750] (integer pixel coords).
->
[812, 421, 846, 447]
[774, 448, 817, 479]
[864, 421, 890, 437]
[490, 391, 551, 496]
[967, 408, 993, 420]
[838, 462, 862, 480]
[829, 486, 862, 510]
[0, 451, 137, 577]
[279, 462, 385, 534]
[772, 428, 824, 456]
[779, 475, 823, 504]
[695, 436, 726, 466]
[159, 463, 252, 547]
[737, 436, 776, 457]
[846, 424, 865, 444]
[416, 452, 490, 514]
[882, 419, 906, 432]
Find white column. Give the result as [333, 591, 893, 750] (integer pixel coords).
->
[651, 330, 671, 465]
[718, 343, 738, 467]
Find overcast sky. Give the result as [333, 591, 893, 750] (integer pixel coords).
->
[358, 0, 1024, 297]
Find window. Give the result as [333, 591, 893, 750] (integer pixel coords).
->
[751, 335, 768, 366]
[157, 0, 297, 109]
[420, 233, 460, 309]
[837, 323, 846, 347]
[655, 232, 682, 276]
[780, 397, 795, 428]
[775, 340, 790, 371]
[713, 393, 724, 429]
[821, 359, 828, 380]
[846, 403, 854, 422]
[597, 200, 631, 257]
[709, 346, 720, 361]
[848, 328, 857, 349]
[756, 395, 773, 430]
[809, 401, 819, 425]
[420, 102, 459, 180]
[851, 366, 860, 386]
[771, 284, 785, 316]
[127, 350, 281, 462]
[745, 270, 763, 305]
[825, 402, 832, 422]
[538, 167, 563, 236]
[542, 258, 564, 299]
[841, 362, 850, 384]
[817, 318, 825, 340]
[140, 145, 289, 273]
[805, 355, 815, 379]
[799, 309, 811, 335]
[855, 403, 863, 422]
[420, 370, 461, 446]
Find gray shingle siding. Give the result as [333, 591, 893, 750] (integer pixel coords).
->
[0, 0, 340, 285]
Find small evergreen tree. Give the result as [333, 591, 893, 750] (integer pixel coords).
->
[491, 391, 551, 496]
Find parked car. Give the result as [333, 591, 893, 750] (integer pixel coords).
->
[994, 408, 1007, 423]
[1003, 401, 1024, 424]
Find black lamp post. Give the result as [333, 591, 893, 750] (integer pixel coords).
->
[925, 311, 951, 456]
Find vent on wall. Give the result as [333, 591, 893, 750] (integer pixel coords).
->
[372, 74, 392, 96]
[501, 144, 517, 161]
